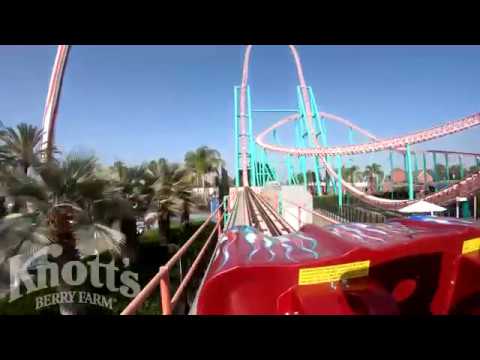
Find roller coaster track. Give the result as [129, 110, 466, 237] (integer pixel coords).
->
[227, 188, 294, 236]
[239, 45, 480, 210]
[256, 112, 480, 157]
[41, 45, 70, 160]
[244, 188, 294, 236]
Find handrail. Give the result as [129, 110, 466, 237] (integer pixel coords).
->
[121, 204, 223, 315]
[171, 221, 220, 308]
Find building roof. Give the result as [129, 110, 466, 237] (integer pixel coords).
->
[398, 200, 447, 213]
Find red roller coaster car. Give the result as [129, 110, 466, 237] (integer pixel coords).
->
[196, 217, 480, 315]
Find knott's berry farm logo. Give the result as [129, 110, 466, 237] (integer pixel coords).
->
[9, 244, 141, 312]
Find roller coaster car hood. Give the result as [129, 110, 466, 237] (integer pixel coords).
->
[196, 219, 480, 315]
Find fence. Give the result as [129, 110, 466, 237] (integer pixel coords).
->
[317, 204, 386, 224]
[314, 195, 405, 223]
[121, 204, 223, 315]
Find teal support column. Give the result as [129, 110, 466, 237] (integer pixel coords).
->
[246, 86, 257, 187]
[294, 120, 301, 175]
[298, 122, 308, 189]
[294, 119, 307, 188]
[332, 157, 338, 196]
[233, 86, 240, 187]
[258, 147, 263, 186]
[306, 87, 326, 196]
[336, 155, 343, 208]
[289, 160, 298, 185]
[273, 129, 294, 185]
[299, 121, 310, 190]
[445, 153, 450, 181]
[253, 145, 259, 186]
[412, 151, 418, 194]
[476, 156, 480, 168]
[265, 152, 270, 183]
[263, 148, 276, 182]
[295, 87, 307, 189]
[389, 151, 394, 173]
[460, 157, 472, 216]
[315, 113, 331, 193]
[258, 148, 266, 186]
[223, 196, 228, 224]
[462, 201, 471, 218]
[308, 87, 335, 193]
[296, 87, 309, 191]
[422, 152, 427, 191]
[406, 144, 414, 200]
[432, 152, 438, 184]
[308, 87, 328, 146]
[260, 148, 265, 185]
[302, 87, 322, 196]
[262, 148, 267, 185]
[459, 155, 464, 179]
[413, 152, 419, 178]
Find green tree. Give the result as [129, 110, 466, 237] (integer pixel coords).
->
[0, 122, 45, 175]
[433, 164, 446, 181]
[109, 161, 149, 211]
[293, 170, 317, 185]
[342, 165, 360, 183]
[363, 163, 384, 192]
[0, 153, 128, 315]
[184, 146, 223, 203]
[449, 165, 462, 180]
[146, 160, 194, 242]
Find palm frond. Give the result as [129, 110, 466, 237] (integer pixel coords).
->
[74, 223, 125, 257]
[0, 213, 50, 263]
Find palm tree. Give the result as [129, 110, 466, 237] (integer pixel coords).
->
[184, 146, 223, 204]
[342, 165, 360, 183]
[448, 165, 462, 180]
[0, 122, 45, 175]
[108, 161, 149, 209]
[146, 160, 194, 242]
[353, 171, 364, 183]
[0, 153, 128, 315]
[177, 181, 196, 229]
[363, 163, 383, 193]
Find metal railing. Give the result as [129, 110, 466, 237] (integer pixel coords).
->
[259, 192, 392, 226]
[317, 204, 387, 224]
[121, 204, 223, 315]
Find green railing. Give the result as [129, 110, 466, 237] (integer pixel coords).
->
[317, 204, 386, 224]
[314, 195, 404, 224]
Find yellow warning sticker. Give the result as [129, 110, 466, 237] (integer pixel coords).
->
[462, 238, 480, 254]
[298, 260, 370, 286]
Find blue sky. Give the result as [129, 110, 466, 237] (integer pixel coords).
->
[1, 45, 480, 178]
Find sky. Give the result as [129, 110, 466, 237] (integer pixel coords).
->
[1, 45, 480, 178]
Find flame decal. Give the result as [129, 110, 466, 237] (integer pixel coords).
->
[278, 236, 296, 262]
